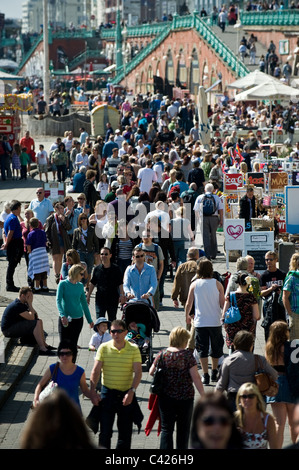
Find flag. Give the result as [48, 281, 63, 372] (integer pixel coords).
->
[235, 143, 244, 162]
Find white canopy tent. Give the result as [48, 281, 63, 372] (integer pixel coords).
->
[234, 80, 299, 101]
[227, 69, 279, 90]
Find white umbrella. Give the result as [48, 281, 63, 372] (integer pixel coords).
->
[197, 86, 211, 148]
[227, 69, 279, 90]
[234, 80, 299, 101]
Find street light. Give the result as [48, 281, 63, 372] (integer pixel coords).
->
[234, 21, 242, 56]
[122, 25, 128, 91]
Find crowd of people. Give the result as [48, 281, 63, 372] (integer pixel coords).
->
[1, 86, 299, 450]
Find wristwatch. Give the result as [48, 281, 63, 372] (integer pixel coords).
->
[130, 387, 136, 393]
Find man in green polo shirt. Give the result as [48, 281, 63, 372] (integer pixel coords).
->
[90, 319, 142, 449]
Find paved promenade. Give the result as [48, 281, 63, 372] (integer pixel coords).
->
[0, 143, 293, 450]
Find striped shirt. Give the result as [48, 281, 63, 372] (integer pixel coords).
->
[96, 340, 141, 391]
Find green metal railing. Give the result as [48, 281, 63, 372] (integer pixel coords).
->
[100, 22, 171, 39]
[111, 12, 249, 85]
[240, 9, 299, 26]
[17, 34, 43, 72]
[68, 49, 104, 70]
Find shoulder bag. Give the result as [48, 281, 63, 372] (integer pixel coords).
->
[224, 292, 241, 324]
[254, 355, 279, 397]
[150, 350, 166, 396]
[39, 362, 60, 402]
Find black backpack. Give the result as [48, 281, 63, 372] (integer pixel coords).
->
[202, 193, 217, 216]
[182, 191, 194, 204]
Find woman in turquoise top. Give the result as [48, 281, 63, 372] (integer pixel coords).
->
[33, 340, 92, 411]
[56, 264, 94, 347]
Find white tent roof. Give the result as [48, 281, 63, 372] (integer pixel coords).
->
[0, 70, 21, 80]
[227, 69, 279, 90]
[234, 80, 299, 101]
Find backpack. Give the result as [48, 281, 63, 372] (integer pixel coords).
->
[202, 193, 217, 216]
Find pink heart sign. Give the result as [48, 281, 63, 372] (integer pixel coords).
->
[227, 225, 244, 239]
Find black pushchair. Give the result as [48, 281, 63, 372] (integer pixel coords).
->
[122, 300, 160, 371]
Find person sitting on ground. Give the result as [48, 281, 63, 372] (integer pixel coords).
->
[1, 287, 55, 355]
[125, 321, 150, 351]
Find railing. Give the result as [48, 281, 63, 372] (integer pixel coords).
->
[240, 9, 299, 26]
[17, 34, 43, 72]
[68, 49, 104, 70]
[100, 22, 171, 39]
[111, 23, 170, 84]
[51, 29, 98, 39]
[111, 12, 249, 84]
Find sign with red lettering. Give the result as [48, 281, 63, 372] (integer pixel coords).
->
[247, 172, 265, 188]
[224, 173, 243, 192]
[277, 217, 286, 233]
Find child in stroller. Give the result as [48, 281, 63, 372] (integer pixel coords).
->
[125, 321, 150, 351]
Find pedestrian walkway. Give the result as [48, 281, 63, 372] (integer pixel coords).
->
[210, 23, 268, 70]
[0, 174, 293, 450]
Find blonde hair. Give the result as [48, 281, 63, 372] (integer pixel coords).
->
[169, 326, 190, 348]
[68, 264, 84, 281]
[289, 253, 299, 271]
[235, 383, 266, 427]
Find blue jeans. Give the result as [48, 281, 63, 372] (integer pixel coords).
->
[158, 394, 194, 449]
[78, 250, 95, 275]
[173, 240, 187, 267]
[99, 386, 134, 449]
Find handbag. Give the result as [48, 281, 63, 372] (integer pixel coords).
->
[150, 350, 165, 396]
[224, 292, 241, 324]
[254, 355, 279, 397]
[39, 362, 60, 402]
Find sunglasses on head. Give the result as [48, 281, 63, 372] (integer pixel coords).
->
[58, 351, 72, 357]
[111, 329, 125, 334]
[201, 415, 232, 427]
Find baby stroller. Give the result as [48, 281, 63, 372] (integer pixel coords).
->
[122, 300, 160, 371]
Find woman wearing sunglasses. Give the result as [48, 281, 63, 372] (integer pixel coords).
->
[235, 382, 278, 449]
[56, 264, 94, 347]
[33, 339, 92, 411]
[190, 391, 243, 449]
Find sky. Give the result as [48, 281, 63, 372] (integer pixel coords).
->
[1, 0, 23, 19]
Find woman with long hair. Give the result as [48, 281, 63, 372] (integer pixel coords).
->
[222, 272, 260, 353]
[72, 212, 99, 290]
[265, 321, 297, 448]
[282, 252, 299, 341]
[235, 382, 278, 449]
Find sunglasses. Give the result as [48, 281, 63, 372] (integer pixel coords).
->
[111, 329, 125, 334]
[201, 416, 232, 427]
[80, 272, 85, 276]
[58, 351, 72, 357]
[100, 253, 109, 256]
[81, 217, 87, 220]
[135, 254, 145, 258]
[265, 259, 274, 262]
[36, 191, 43, 194]
[240, 394, 256, 400]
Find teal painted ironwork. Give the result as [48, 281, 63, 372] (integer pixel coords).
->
[240, 9, 299, 26]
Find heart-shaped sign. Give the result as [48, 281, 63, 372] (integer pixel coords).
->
[227, 225, 244, 239]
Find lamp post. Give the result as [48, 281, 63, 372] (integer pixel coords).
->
[122, 25, 128, 92]
[115, 0, 123, 71]
[43, 0, 50, 110]
[234, 20, 242, 56]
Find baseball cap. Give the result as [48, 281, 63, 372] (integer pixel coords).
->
[111, 181, 119, 188]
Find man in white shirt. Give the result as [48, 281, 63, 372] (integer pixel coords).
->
[114, 129, 125, 149]
[194, 183, 223, 260]
[153, 154, 164, 184]
[167, 101, 178, 119]
[36, 144, 49, 183]
[135, 139, 146, 159]
[137, 159, 157, 194]
[79, 127, 89, 145]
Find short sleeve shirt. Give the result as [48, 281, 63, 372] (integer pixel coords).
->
[4, 213, 22, 239]
[96, 340, 141, 391]
[1, 299, 28, 331]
